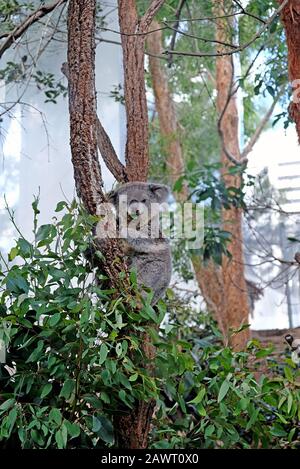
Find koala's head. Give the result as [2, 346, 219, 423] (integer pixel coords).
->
[108, 182, 169, 217]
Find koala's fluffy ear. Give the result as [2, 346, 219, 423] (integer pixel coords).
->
[107, 189, 118, 204]
[149, 183, 169, 202]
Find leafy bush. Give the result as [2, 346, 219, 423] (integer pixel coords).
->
[0, 200, 164, 448]
[0, 200, 300, 449]
[151, 318, 300, 449]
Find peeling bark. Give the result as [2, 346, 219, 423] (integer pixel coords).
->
[148, 9, 250, 350]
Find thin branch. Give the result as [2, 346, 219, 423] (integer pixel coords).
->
[232, 0, 266, 24]
[139, 0, 165, 33]
[0, 0, 67, 59]
[241, 89, 284, 159]
[163, 0, 289, 58]
[96, 36, 168, 60]
[163, 20, 238, 49]
[96, 119, 127, 183]
[217, 56, 247, 166]
[168, 0, 186, 67]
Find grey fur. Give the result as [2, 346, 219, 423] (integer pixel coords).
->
[103, 182, 172, 304]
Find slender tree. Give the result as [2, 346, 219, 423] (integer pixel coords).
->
[67, 0, 165, 449]
[214, 0, 250, 349]
[148, 4, 255, 349]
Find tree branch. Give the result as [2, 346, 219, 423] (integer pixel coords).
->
[163, 0, 289, 58]
[232, 0, 266, 24]
[96, 119, 127, 183]
[139, 0, 165, 33]
[0, 0, 67, 59]
[167, 0, 186, 67]
[241, 90, 283, 159]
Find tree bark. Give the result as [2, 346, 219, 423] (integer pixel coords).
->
[118, 0, 165, 182]
[67, 0, 129, 292]
[67, 0, 103, 215]
[118, 0, 149, 182]
[279, 0, 300, 143]
[215, 0, 250, 350]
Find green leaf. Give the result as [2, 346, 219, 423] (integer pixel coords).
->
[205, 424, 215, 438]
[36, 224, 56, 243]
[287, 393, 293, 414]
[218, 380, 230, 403]
[55, 428, 67, 449]
[0, 398, 15, 412]
[41, 383, 52, 399]
[8, 247, 18, 261]
[59, 379, 75, 400]
[49, 313, 61, 327]
[92, 416, 102, 433]
[18, 238, 32, 255]
[99, 343, 109, 365]
[116, 342, 122, 357]
[284, 366, 294, 383]
[266, 85, 275, 98]
[49, 408, 62, 426]
[173, 176, 185, 193]
[188, 387, 206, 404]
[64, 420, 80, 439]
[55, 201, 68, 212]
[6, 272, 29, 294]
[7, 408, 17, 435]
[26, 340, 44, 363]
[129, 373, 138, 382]
[97, 416, 114, 444]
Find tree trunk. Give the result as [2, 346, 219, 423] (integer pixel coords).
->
[148, 10, 250, 349]
[67, 0, 128, 291]
[118, 2, 148, 181]
[115, 0, 165, 448]
[214, 0, 250, 349]
[67, 0, 103, 215]
[279, 0, 300, 142]
[147, 22, 226, 337]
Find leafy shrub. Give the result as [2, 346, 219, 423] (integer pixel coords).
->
[151, 319, 300, 449]
[0, 200, 300, 449]
[0, 200, 164, 448]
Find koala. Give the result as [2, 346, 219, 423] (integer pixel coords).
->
[96, 182, 172, 305]
[285, 334, 300, 365]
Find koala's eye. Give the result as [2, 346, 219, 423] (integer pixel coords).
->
[141, 199, 147, 204]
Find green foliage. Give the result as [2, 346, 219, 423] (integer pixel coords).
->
[0, 1, 35, 35]
[150, 315, 300, 449]
[0, 200, 163, 448]
[0, 201, 300, 449]
[33, 70, 67, 104]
